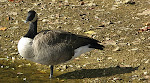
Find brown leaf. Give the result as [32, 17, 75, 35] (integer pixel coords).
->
[0, 27, 7, 31]
[8, 0, 14, 2]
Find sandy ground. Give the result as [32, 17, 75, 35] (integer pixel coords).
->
[0, 0, 150, 82]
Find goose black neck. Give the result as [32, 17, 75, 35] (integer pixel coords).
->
[24, 20, 37, 39]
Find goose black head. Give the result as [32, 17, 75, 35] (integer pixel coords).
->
[25, 10, 37, 23]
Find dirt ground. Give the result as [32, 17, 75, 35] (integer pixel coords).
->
[0, 0, 150, 82]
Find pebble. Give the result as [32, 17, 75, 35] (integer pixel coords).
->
[111, 6, 118, 10]
[12, 57, 15, 62]
[9, 12, 18, 16]
[0, 0, 7, 2]
[130, 48, 138, 51]
[112, 77, 122, 81]
[118, 43, 129, 46]
[124, 0, 135, 4]
[108, 57, 113, 60]
[26, 63, 31, 66]
[10, 52, 18, 55]
[102, 40, 117, 45]
[18, 65, 23, 67]
[83, 64, 86, 67]
[56, 68, 61, 71]
[23, 78, 26, 81]
[145, 59, 149, 63]
[144, 75, 150, 79]
[113, 46, 120, 51]
[97, 58, 101, 62]
[96, 9, 105, 12]
[62, 65, 68, 70]
[3, 48, 7, 51]
[143, 72, 148, 75]
[60, 70, 64, 72]
[1, 66, 4, 68]
[76, 65, 81, 68]
[42, 19, 49, 22]
[69, 65, 73, 67]
[87, 2, 96, 6]
[17, 72, 23, 75]
[14, 20, 18, 25]
[131, 75, 138, 78]
[137, 9, 150, 16]
[146, 46, 150, 49]
[5, 66, 9, 68]
[106, 37, 111, 40]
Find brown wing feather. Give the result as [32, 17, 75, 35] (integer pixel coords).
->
[32, 30, 102, 65]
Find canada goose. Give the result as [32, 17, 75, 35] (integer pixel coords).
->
[18, 10, 104, 78]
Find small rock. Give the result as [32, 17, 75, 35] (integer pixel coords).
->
[118, 43, 128, 46]
[102, 40, 117, 45]
[1, 66, 4, 68]
[111, 6, 118, 10]
[132, 38, 141, 45]
[87, 2, 96, 6]
[144, 72, 148, 75]
[131, 48, 138, 51]
[11, 26, 19, 29]
[62, 65, 68, 70]
[60, 79, 65, 82]
[18, 65, 23, 67]
[26, 63, 31, 66]
[52, 0, 56, 3]
[146, 46, 150, 49]
[145, 59, 149, 63]
[10, 12, 18, 15]
[0, 58, 8, 60]
[42, 19, 49, 22]
[85, 31, 96, 35]
[12, 57, 15, 62]
[137, 9, 150, 16]
[74, 27, 82, 31]
[132, 75, 138, 78]
[108, 57, 113, 60]
[76, 65, 81, 68]
[0, 0, 7, 2]
[85, 57, 89, 59]
[96, 9, 105, 12]
[23, 78, 26, 81]
[144, 75, 150, 79]
[17, 72, 23, 75]
[11, 68, 15, 70]
[5, 66, 9, 68]
[60, 70, 64, 72]
[124, 0, 135, 4]
[69, 65, 73, 67]
[10, 52, 18, 55]
[97, 58, 101, 62]
[83, 64, 86, 67]
[113, 46, 120, 51]
[56, 67, 61, 71]
[14, 20, 18, 25]
[112, 77, 122, 81]
[106, 37, 111, 40]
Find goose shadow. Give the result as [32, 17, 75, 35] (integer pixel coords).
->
[57, 66, 139, 79]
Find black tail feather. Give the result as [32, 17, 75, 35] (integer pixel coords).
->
[89, 43, 104, 50]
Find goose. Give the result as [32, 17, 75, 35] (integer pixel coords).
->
[18, 10, 104, 78]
